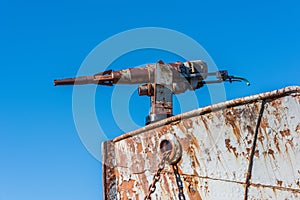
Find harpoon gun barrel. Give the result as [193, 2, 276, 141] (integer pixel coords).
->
[54, 76, 96, 86]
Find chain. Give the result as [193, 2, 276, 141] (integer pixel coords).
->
[172, 164, 186, 200]
[144, 150, 171, 200]
[144, 150, 186, 200]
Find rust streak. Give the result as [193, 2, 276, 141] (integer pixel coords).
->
[120, 180, 135, 190]
[225, 139, 231, 151]
[246, 125, 255, 136]
[224, 138, 238, 157]
[254, 150, 259, 158]
[268, 149, 275, 159]
[201, 116, 210, 131]
[277, 180, 283, 187]
[280, 129, 291, 137]
[273, 135, 281, 153]
[249, 182, 300, 193]
[296, 124, 300, 132]
[224, 109, 242, 142]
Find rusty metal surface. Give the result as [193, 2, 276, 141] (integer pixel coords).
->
[102, 86, 300, 199]
[251, 94, 300, 190]
[102, 140, 118, 199]
[247, 183, 300, 199]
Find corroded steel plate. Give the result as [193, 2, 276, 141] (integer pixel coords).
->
[103, 86, 300, 200]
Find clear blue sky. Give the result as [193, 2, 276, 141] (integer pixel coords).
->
[0, 0, 299, 199]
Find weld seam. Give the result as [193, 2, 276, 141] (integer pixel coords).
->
[244, 100, 266, 200]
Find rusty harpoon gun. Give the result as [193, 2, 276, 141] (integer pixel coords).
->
[54, 60, 249, 124]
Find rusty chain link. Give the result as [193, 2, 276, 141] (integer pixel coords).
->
[172, 164, 186, 200]
[144, 150, 186, 200]
[144, 150, 171, 200]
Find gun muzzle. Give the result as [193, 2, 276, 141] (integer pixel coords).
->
[54, 76, 96, 86]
